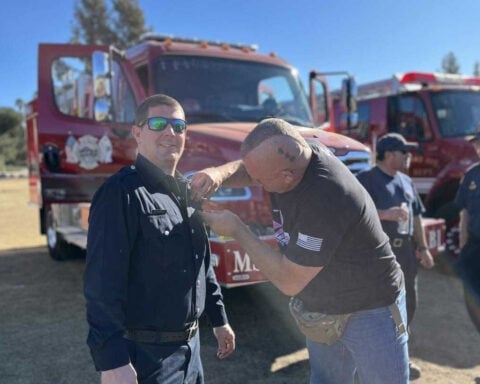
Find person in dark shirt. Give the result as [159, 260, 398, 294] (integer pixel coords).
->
[190, 118, 409, 384]
[84, 94, 235, 384]
[455, 129, 480, 330]
[357, 132, 434, 379]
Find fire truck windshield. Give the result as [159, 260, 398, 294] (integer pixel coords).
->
[153, 55, 313, 127]
[430, 90, 480, 138]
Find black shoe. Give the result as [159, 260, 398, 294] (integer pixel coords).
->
[409, 362, 421, 380]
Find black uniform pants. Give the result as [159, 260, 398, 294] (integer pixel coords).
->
[390, 236, 418, 326]
[457, 239, 480, 301]
[126, 332, 203, 384]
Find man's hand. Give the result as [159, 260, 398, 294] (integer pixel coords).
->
[418, 249, 435, 269]
[190, 168, 223, 201]
[213, 324, 236, 359]
[101, 363, 137, 384]
[200, 210, 243, 238]
[380, 206, 409, 222]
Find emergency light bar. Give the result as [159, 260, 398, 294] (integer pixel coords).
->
[357, 71, 480, 100]
[139, 33, 258, 52]
[398, 72, 480, 86]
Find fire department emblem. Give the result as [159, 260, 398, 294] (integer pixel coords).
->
[65, 134, 113, 170]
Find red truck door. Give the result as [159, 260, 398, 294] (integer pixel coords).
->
[37, 44, 145, 205]
[385, 93, 440, 195]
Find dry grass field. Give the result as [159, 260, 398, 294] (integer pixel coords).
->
[0, 178, 45, 251]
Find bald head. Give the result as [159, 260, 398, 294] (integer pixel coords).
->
[241, 119, 312, 193]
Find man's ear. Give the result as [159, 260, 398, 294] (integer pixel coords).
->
[132, 125, 141, 143]
[280, 169, 295, 184]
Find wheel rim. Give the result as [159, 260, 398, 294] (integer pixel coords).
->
[47, 226, 57, 250]
[46, 209, 57, 250]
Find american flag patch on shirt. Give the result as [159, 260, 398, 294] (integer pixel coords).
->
[296, 232, 323, 252]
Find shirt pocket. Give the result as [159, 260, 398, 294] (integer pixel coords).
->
[141, 211, 184, 270]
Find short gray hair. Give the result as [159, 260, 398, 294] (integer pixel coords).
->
[240, 118, 307, 157]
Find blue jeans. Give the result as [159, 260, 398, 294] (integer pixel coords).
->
[306, 290, 409, 384]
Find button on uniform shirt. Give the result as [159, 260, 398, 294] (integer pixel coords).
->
[84, 154, 228, 371]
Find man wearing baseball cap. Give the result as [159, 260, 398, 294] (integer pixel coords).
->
[357, 132, 434, 380]
[455, 128, 480, 330]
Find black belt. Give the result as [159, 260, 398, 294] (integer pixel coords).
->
[125, 321, 198, 344]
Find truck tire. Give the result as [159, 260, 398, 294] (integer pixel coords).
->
[45, 208, 82, 261]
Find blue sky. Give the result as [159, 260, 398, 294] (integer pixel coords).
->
[2, 0, 480, 109]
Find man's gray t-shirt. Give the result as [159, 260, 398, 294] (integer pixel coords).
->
[270, 144, 404, 314]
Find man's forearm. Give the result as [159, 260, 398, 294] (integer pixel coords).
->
[232, 222, 319, 296]
[216, 160, 255, 187]
[459, 209, 469, 248]
[413, 215, 428, 249]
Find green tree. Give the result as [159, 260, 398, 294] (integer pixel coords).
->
[71, 0, 113, 45]
[441, 52, 460, 74]
[474, 62, 480, 77]
[111, 0, 150, 49]
[71, 0, 148, 49]
[0, 107, 22, 136]
[0, 107, 25, 165]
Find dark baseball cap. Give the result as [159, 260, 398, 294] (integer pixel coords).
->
[376, 133, 418, 154]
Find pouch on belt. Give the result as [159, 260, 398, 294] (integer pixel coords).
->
[289, 297, 351, 345]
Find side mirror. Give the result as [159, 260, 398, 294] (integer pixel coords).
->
[92, 51, 112, 122]
[340, 77, 358, 130]
[94, 98, 112, 122]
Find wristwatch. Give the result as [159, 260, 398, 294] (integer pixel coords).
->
[417, 246, 428, 251]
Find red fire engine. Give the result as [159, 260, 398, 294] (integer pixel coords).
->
[26, 36, 443, 287]
[327, 71, 478, 259]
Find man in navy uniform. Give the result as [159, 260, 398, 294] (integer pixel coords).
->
[84, 94, 235, 384]
[455, 128, 480, 330]
[357, 132, 434, 379]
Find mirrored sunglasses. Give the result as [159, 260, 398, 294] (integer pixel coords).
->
[140, 116, 187, 133]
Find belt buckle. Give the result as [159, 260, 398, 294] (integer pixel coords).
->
[392, 238, 403, 248]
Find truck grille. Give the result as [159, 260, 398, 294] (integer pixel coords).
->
[336, 151, 372, 175]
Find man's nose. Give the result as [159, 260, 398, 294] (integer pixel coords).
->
[161, 123, 176, 136]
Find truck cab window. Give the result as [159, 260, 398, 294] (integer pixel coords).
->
[51, 57, 93, 119]
[387, 95, 430, 141]
[135, 64, 149, 94]
[153, 56, 312, 127]
[111, 60, 135, 123]
[51, 57, 135, 124]
[431, 91, 480, 138]
[356, 104, 370, 140]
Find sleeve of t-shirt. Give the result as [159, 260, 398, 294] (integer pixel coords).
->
[412, 181, 425, 216]
[284, 190, 345, 268]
